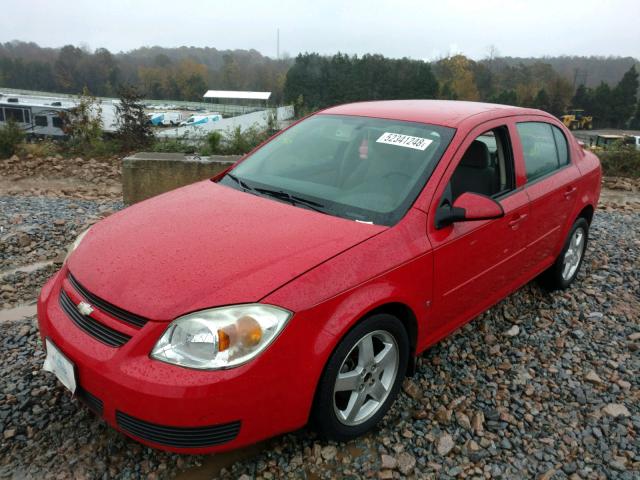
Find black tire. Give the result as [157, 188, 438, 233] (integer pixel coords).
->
[539, 217, 589, 291]
[311, 313, 409, 441]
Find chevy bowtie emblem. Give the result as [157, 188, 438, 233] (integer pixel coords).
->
[77, 301, 94, 316]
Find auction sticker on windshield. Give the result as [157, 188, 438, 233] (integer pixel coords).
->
[376, 132, 433, 151]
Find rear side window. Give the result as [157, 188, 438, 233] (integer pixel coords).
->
[517, 122, 569, 182]
[35, 115, 48, 127]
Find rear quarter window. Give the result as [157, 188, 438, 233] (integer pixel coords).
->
[552, 126, 569, 166]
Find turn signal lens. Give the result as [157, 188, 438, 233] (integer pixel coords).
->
[217, 329, 231, 352]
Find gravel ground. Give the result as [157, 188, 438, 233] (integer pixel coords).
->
[1, 196, 122, 308]
[0, 165, 638, 479]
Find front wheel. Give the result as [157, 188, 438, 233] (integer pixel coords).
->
[540, 217, 589, 290]
[311, 314, 409, 441]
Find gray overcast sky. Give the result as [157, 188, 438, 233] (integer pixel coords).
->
[1, 0, 639, 59]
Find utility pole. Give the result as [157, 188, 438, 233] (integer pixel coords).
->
[277, 28, 280, 60]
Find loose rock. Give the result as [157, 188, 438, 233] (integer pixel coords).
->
[436, 433, 455, 456]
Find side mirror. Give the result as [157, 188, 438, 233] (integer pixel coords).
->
[435, 192, 504, 229]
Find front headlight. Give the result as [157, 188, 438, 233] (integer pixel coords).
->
[64, 227, 91, 263]
[150, 304, 292, 370]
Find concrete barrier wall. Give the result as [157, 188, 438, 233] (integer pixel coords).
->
[122, 152, 239, 205]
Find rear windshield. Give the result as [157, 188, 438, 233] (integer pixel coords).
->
[220, 114, 454, 225]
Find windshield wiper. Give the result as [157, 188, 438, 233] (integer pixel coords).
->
[253, 187, 328, 214]
[225, 172, 254, 192]
[225, 174, 329, 214]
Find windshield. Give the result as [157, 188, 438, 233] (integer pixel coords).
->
[219, 114, 455, 226]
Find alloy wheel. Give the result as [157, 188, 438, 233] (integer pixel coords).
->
[332, 330, 399, 426]
[562, 226, 586, 281]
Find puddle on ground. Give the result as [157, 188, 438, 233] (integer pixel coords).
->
[0, 304, 37, 323]
[174, 432, 375, 479]
[345, 444, 364, 458]
[175, 441, 269, 480]
[0, 260, 55, 277]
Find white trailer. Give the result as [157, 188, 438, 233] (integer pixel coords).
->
[0, 91, 119, 138]
[0, 98, 69, 137]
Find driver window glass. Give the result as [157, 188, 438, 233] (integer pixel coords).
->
[448, 127, 515, 202]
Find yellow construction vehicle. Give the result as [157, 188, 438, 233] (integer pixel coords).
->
[590, 134, 638, 151]
[561, 109, 593, 130]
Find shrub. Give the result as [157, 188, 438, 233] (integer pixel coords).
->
[0, 120, 25, 158]
[64, 88, 103, 148]
[598, 146, 640, 178]
[17, 138, 61, 158]
[221, 126, 269, 155]
[151, 138, 196, 154]
[205, 131, 223, 154]
[148, 126, 270, 157]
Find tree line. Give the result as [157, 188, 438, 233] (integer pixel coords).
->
[0, 41, 291, 103]
[284, 53, 640, 129]
[1, 41, 639, 128]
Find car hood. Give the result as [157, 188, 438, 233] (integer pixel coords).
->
[68, 180, 385, 321]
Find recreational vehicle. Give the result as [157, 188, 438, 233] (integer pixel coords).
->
[0, 97, 68, 137]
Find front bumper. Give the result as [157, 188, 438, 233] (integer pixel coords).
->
[36, 268, 318, 454]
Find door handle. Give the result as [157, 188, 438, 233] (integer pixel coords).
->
[508, 213, 528, 227]
[564, 187, 577, 198]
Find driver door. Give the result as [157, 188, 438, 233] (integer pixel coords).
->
[427, 120, 530, 339]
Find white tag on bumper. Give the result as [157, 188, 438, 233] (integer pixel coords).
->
[43, 338, 77, 394]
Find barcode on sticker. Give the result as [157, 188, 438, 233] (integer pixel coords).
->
[376, 132, 433, 150]
[376, 132, 433, 151]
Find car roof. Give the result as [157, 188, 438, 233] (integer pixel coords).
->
[319, 100, 544, 128]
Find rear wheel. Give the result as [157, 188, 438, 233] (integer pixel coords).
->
[312, 314, 409, 441]
[540, 217, 589, 290]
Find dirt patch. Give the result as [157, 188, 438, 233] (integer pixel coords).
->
[1, 155, 122, 200]
[600, 176, 640, 212]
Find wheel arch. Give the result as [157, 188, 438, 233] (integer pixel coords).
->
[364, 302, 418, 375]
[308, 299, 419, 429]
[317, 299, 419, 386]
[577, 204, 595, 225]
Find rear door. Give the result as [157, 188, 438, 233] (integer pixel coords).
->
[427, 119, 530, 338]
[514, 120, 580, 271]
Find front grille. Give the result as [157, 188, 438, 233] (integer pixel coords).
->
[67, 273, 148, 328]
[116, 411, 241, 448]
[59, 290, 131, 347]
[76, 386, 103, 415]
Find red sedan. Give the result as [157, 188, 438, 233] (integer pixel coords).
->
[37, 100, 601, 453]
